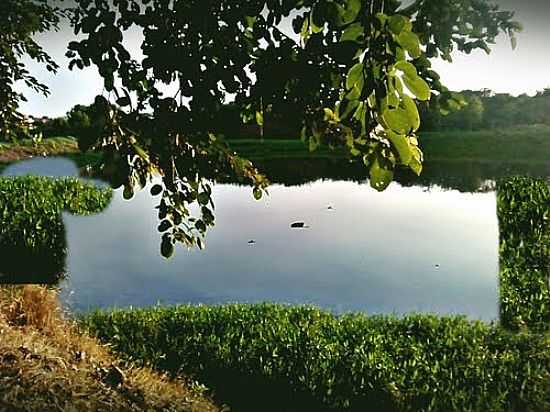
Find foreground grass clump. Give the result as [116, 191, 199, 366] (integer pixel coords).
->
[0, 176, 112, 283]
[497, 177, 549, 331]
[0, 286, 220, 412]
[82, 304, 549, 412]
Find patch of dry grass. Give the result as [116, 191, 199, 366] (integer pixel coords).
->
[0, 285, 223, 412]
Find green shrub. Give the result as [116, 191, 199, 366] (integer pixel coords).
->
[82, 304, 549, 412]
[497, 177, 549, 332]
[0, 176, 112, 283]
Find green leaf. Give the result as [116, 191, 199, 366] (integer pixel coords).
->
[150, 184, 163, 196]
[402, 95, 420, 131]
[403, 74, 431, 101]
[388, 15, 411, 35]
[198, 192, 210, 205]
[300, 17, 310, 40]
[382, 107, 410, 134]
[309, 136, 319, 152]
[253, 187, 262, 200]
[346, 84, 361, 100]
[397, 31, 421, 58]
[409, 146, 423, 176]
[339, 98, 359, 119]
[369, 157, 394, 191]
[158, 219, 172, 232]
[244, 16, 256, 28]
[160, 235, 174, 258]
[386, 130, 412, 165]
[342, 0, 361, 24]
[123, 185, 134, 200]
[346, 63, 364, 90]
[116, 96, 130, 107]
[394, 61, 417, 78]
[340, 23, 363, 42]
[256, 111, 264, 126]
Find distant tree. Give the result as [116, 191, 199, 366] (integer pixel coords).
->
[0, 0, 64, 141]
[67, 104, 92, 138]
[39, 116, 70, 138]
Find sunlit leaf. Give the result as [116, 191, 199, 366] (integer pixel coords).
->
[386, 130, 412, 165]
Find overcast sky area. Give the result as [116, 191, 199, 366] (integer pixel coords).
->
[16, 0, 550, 118]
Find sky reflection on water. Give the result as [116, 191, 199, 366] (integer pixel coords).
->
[3, 158, 499, 320]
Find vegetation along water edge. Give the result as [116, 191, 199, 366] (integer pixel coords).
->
[80, 176, 549, 412]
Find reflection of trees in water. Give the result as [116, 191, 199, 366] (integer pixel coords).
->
[233, 158, 550, 193]
[0, 177, 112, 284]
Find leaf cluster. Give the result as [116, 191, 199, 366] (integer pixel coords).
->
[63, 0, 520, 253]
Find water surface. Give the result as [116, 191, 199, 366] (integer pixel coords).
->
[2, 157, 510, 320]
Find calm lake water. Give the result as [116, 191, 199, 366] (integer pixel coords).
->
[3, 156, 547, 320]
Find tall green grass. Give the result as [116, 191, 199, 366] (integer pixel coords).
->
[82, 305, 549, 412]
[0, 176, 112, 283]
[497, 177, 549, 331]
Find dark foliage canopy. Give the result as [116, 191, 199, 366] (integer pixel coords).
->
[1, 0, 521, 255]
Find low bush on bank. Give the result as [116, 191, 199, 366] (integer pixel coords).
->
[82, 304, 549, 412]
[0, 176, 112, 283]
[497, 176, 549, 332]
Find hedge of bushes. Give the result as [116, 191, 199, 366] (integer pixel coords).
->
[497, 177, 549, 332]
[82, 304, 549, 412]
[0, 176, 112, 283]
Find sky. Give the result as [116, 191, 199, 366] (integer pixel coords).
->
[16, 0, 550, 118]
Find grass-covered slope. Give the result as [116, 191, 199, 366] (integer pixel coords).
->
[82, 305, 549, 412]
[497, 177, 549, 331]
[0, 176, 112, 283]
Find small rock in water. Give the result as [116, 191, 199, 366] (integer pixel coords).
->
[248, 240, 256, 244]
[327, 205, 334, 210]
[290, 222, 307, 228]
[435, 264, 440, 269]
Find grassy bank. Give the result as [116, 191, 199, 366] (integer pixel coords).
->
[420, 125, 550, 163]
[0, 176, 112, 283]
[82, 304, 549, 412]
[228, 125, 550, 163]
[0, 285, 220, 412]
[3, 125, 548, 170]
[497, 177, 549, 331]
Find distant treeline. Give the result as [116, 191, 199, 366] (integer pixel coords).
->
[420, 88, 550, 131]
[29, 88, 550, 140]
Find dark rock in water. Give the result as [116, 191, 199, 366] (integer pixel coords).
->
[327, 205, 334, 210]
[248, 240, 256, 244]
[290, 222, 306, 228]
